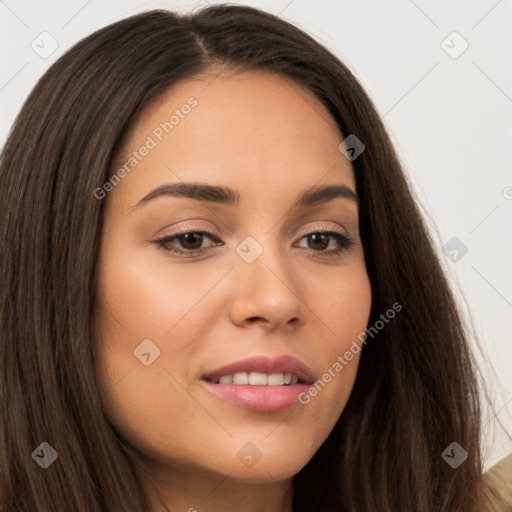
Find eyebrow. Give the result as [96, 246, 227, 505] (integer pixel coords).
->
[131, 182, 358, 210]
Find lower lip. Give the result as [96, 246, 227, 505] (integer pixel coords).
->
[201, 381, 310, 412]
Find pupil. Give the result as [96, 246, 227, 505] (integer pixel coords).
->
[180, 233, 202, 249]
[309, 233, 328, 250]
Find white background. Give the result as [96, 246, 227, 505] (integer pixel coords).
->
[1, 0, 511, 470]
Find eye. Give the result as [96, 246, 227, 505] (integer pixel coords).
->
[155, 231, 219, 256]
[295, 230, 355, 257]
[154, 228, 355, 258]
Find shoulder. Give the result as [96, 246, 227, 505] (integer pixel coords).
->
[485, 452, 512, 511]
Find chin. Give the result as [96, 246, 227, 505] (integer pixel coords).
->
[204, 437, 317, 484]
[222, 455, 310, 484]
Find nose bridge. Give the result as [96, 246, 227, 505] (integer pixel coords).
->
[229, 231, 304, 324]
[235, 230, 282, 270]
[234, 232, 292, 287]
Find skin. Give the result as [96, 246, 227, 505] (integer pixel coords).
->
[93, 67, 372, 512]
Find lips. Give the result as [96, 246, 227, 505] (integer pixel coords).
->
[201, 355, 314, 412]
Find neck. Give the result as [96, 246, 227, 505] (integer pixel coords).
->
[135, 459, 294, 512]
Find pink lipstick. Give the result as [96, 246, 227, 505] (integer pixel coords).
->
[201, 355, 313, 412]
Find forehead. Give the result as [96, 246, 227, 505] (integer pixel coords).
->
[108, 67, 355, 210]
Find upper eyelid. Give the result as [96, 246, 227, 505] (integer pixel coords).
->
[157, 222, 350, 241]
[156, 226, 352, 249]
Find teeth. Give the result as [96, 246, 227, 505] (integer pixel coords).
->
[267, 373, 285, 386]
[233, 372, 249, 385]
[214, 372, 300, 386]
[248, 372, 267, 385]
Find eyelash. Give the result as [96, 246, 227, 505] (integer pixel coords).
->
[154, 228, 355, 258]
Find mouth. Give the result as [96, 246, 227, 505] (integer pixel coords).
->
[201, 355, 314, 412]
[206, 372, 302, 386]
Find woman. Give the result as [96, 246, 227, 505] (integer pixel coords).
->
[0, 5, 508, 511]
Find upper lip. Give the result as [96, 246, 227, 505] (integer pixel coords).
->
[202, 355, 314, 384]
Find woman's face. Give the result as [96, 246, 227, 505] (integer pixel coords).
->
[93, 68, 372, 484]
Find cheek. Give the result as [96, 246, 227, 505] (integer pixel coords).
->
[310, 262, 372, 353]
[334, 268, 371, 360]
[96, 250, 218, 337]
[92, 242, 232, 456]
[299, 263, 371, 430]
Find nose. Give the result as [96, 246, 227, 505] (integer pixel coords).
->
[228, 240, 305, 330]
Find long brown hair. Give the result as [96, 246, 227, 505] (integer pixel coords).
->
[0, 5, 507, 511]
